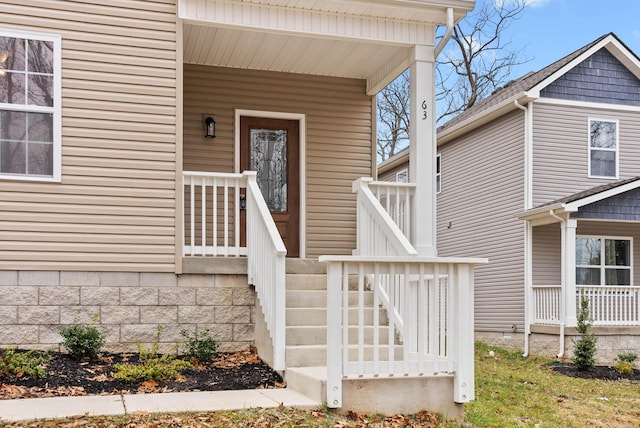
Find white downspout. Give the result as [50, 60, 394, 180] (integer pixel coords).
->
[515, 100, 532, 357]
[549, 209, 566, 358]
[434, 8, 454, 58]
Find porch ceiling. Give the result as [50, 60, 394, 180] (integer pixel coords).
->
[179, 0, 474, 94]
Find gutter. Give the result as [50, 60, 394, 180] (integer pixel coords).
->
[434, 7, 454, 59]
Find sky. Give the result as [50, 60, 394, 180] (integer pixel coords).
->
[480, 0, 640, 79]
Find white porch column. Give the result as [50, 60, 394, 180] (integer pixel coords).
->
[409, 45, 437, 257]
[564, 218, 578, 327]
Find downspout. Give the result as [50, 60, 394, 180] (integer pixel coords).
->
[549, 209, 566, 358]
[514, 100, 531, 357]
[434, 8, 454, 58]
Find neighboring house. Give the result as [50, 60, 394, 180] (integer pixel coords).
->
[378, 33, 640, 364]
[0, 0, 483, 416]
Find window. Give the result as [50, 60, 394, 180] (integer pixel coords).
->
[395, 168, 408, 183]
[436, 153, 441, 193]
[576, 236, 632, 286]
[588, 119, 618, 179]
[0, 30, 60, 181]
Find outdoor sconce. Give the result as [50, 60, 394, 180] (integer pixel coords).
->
[204, 116, 216, 138]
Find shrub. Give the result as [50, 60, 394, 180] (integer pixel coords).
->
[112, 326, 192, 382]
[59, 319, 106, 361]
[0, 349, 50, 378]
[571, 292, 597, 371]
[180, 329, 219, 362]
[615, 352, 637, 375]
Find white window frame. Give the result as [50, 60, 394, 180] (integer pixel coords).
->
[436, 153, 441, 194]
[576, 235, 633, 286]
[0, 29, 62, 182]
[395, 168, 408, 183]
[587, 118, 618, 180]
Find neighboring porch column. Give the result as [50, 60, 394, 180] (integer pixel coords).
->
[409, 45, 437, 257]
[563, 218, 578, 327]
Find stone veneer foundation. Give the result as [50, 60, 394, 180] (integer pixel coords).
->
[0, 271, 255, 353]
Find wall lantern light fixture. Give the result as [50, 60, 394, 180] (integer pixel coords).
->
[204, 116, 216, 138]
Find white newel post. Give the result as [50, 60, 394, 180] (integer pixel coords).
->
[409, 45, 437, 257]
[564, 218, 578, 327]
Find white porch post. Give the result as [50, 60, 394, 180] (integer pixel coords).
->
[564, 218, 578, 327]
[409, 45, 437, 257]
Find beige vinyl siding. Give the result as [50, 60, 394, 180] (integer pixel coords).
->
[183, 65, 373, 258]
[0, 0, 177, 271]
[532, 102, 640, 206]
[437, 110, 526, 331]
[532, 223, 561, 285]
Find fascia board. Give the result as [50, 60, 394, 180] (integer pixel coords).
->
[378, 150, 410, 175]
[437, 93, 534, 145]
[564, 180, 640, 211]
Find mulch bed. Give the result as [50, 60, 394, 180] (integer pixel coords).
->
[546, 361, 640, 381]
[0, 348, 284, 400]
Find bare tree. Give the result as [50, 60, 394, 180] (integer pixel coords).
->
[436, 0, 530, 123]
[376, 0, 530, 161]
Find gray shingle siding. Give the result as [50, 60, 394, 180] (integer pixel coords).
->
[541, 49, 640, 106]
[571, 188, 640, 220]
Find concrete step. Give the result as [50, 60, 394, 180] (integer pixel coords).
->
[286, 273, 327, 290]
[286, 307, 388, 327]
[284, 366, 327, 403]
[285, 259, 326, 274]
[286, 344, 404, 367]
[286, 325, 392, 346]
[286, 290, 374, 308]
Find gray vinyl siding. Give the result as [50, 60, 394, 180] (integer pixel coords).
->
[541, 49, 640, 106]
[377, 163, 409, 182]
[571, 187, 640, 221]
[183, 65, 373, 258]
[531, 102, 640, 206]
[532, 223, 561, 286]
[0, 0, 177, 271]
[437, 110, 526, 332]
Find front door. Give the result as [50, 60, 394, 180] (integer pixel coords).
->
[240, 116, 300, 257]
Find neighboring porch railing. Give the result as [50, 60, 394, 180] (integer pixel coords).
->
[182, 171, 286, 370]
[321, 256, 484, 408]
[531, 285, 640, 326]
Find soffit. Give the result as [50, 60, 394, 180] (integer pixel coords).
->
[180, 0, 473, 85]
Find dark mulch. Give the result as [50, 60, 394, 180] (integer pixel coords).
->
[546, 361, 640, 381]
[0, 348, 284, 400]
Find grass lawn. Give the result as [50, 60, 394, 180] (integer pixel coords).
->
[2, 343, 639, 427]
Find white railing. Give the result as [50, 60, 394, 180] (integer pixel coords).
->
[321, 256, 485, 408]
[352, 178, 417, 257]
[183, 171, 244, 257]
[578, 286, 640, 326]
[531, 285, 640, 326]
[532, 285, 562, 325]
[182, 171, 286, 370]
[245, 172, 287, 370]
[369, 180, 416, 238]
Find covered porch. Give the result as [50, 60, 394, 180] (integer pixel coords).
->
[176, 0, 482, 414]
[521, 178, 640, 359]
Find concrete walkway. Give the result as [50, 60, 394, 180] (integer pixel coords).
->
[0, 388, 319, 422]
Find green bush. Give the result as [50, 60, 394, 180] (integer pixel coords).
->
[615, 352, 637, 375]
[571, 292, 597, 371]
[59, 320, 106, 361]
[0, 349, 50, 378]
[180, 329, 219, 362]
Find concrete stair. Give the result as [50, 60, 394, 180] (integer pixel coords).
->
[283, 260, 395, 403]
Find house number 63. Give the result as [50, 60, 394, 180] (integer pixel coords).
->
[421, 100, 427, 119]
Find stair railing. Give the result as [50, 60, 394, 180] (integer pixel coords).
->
[245, 171, 287, 371]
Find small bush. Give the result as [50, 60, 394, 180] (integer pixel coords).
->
[0, 349, 50, 378]
[572, 292, 597, 371]
[615, 352, 637, 375]
[59, 320, 106, 361]
[180, 329, 219, 362]
[112, 326, 192, 382]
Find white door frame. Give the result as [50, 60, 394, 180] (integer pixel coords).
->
[234, 109, 306, 259]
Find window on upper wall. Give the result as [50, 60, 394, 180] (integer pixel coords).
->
[0, 30, 61, 181]
[436, 153, 441, 193]
[395, 168, 408, 183]
[576, 236, 632, 286]
[588, 119, 618, 179]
